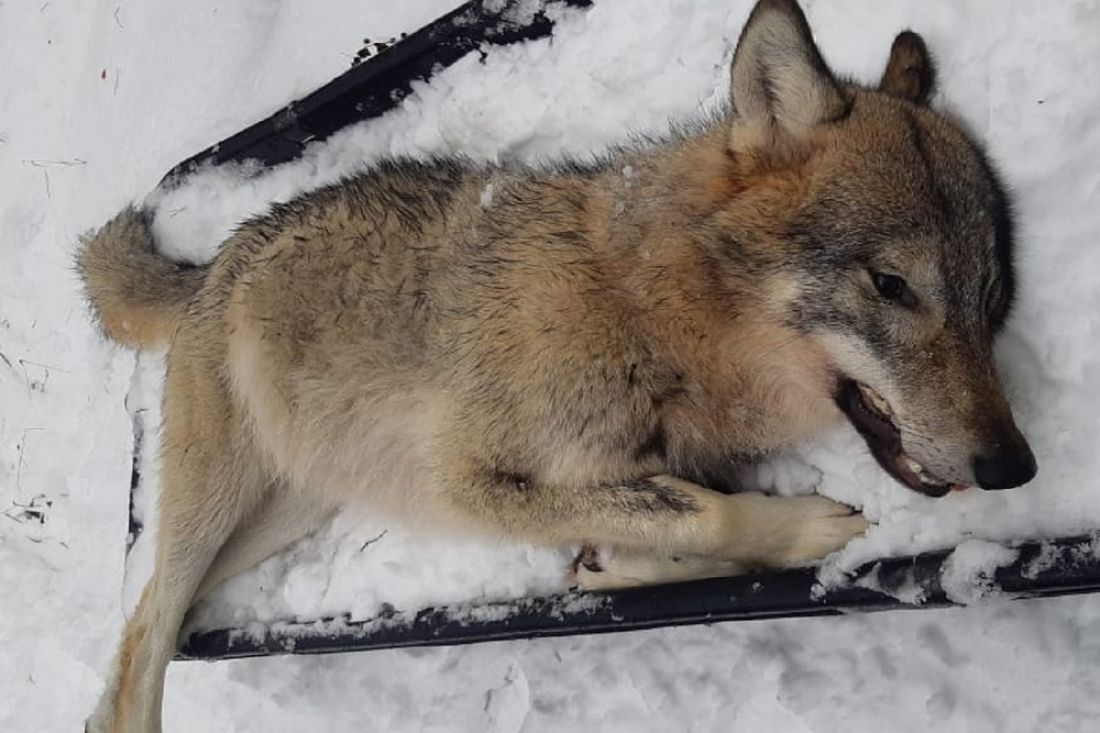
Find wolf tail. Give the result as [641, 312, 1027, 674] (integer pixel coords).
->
[76, 207, 206, 349]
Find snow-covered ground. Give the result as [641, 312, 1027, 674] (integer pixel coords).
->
[4, 1, 1100, 731]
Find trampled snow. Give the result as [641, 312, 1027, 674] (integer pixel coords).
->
[3, 1, 1100, 731]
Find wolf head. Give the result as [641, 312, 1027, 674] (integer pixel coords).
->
[721, 0, 1036, 495]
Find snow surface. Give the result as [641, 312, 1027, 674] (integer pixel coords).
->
[4, 0, 1100, 731]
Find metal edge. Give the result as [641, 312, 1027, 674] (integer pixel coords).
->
[156, 0, 592, 187]
[177, 534, 1100, 660]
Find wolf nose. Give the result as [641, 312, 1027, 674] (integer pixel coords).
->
[972, 446, 1038, 490]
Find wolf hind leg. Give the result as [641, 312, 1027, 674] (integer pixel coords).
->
[87, 410, 266, 732]
[191, 484, 336, 603]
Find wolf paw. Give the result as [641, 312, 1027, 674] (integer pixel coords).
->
[765, 494, 869, 567]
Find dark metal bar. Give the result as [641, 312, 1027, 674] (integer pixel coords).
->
[177, 534, 1100, 660]
[157, 0, 591, 188]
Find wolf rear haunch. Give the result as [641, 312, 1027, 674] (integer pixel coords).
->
[78, 1, 1036, 730]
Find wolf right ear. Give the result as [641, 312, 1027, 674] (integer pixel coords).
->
[728, 0, 849, 162]
[878, 31, 936, 104]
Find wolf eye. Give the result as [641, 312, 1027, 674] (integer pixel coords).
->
[870, 271, 915, 306]
[873, 272, 905, 299]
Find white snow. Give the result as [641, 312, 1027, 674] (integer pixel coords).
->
[480, 182, 496, 208]
[940, 540, 1019, 605]
[4, 0, 1100, 731]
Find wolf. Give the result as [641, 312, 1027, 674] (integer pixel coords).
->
[78, 0, 1036, 729]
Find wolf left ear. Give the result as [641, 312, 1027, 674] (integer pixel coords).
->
[878, 31, 936, 104]
[728, 0, 849, 161]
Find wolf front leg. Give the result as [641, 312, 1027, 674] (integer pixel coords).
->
[441, 467, 867, 568]
[569, 545, 751, 591]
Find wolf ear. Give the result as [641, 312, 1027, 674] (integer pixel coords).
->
[728, 0, 849, 160]
[878, 31, 936, 104]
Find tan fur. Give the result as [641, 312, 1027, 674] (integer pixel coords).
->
[76, 208, 203, 348]
[77, 1, 1040, 729]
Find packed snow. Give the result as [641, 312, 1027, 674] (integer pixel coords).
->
[3, 0, 1100, 731]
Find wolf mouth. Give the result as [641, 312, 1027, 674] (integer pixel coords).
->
[836, 379, 964, 497]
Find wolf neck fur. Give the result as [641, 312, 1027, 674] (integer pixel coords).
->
[540, 117, 840, 455]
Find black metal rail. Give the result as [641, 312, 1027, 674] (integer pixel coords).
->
[178, 534, 1100, 660]
[158, 0, 591, 188]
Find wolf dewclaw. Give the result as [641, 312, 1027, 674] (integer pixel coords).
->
[78, 1, 1035, 730]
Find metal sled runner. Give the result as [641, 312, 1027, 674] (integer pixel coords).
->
[129, 0, 1100, 662]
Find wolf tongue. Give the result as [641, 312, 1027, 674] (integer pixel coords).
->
[952, 483, 970, 492]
